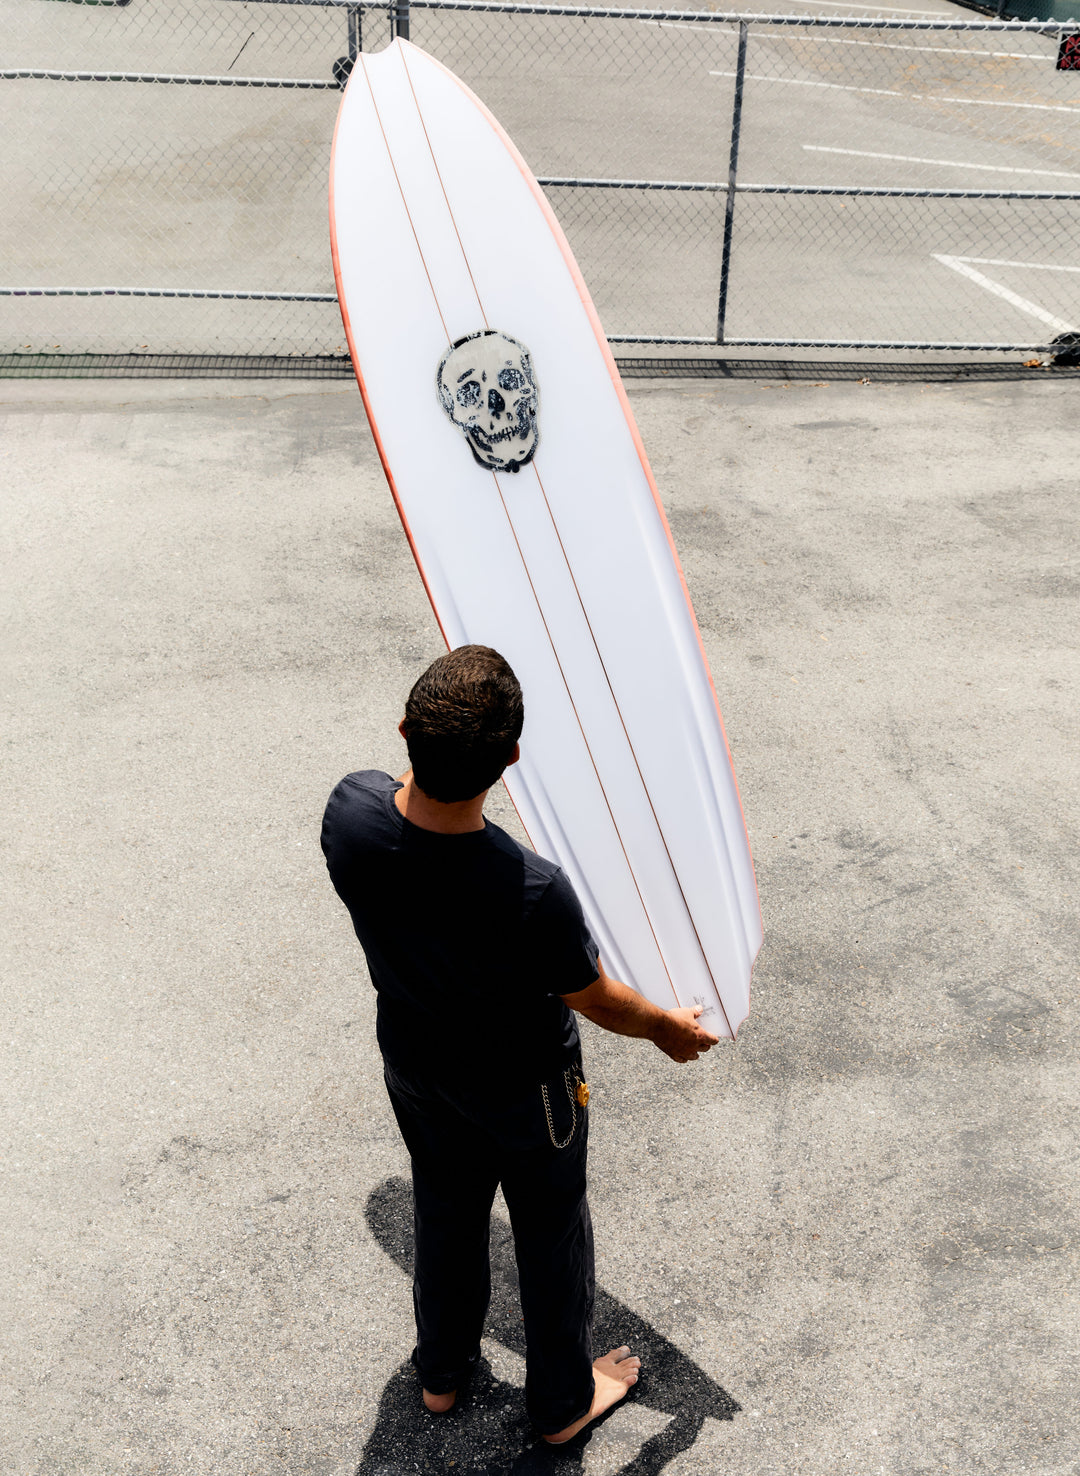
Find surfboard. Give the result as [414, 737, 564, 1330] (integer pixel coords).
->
[329, 40, 761, 1036]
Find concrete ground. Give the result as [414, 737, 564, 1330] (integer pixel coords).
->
[2, 371, 1077, 1476]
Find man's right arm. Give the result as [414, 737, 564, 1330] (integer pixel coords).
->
[561, 961, 720, 1064]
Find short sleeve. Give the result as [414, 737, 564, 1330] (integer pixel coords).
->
[523, 868, 601, 997]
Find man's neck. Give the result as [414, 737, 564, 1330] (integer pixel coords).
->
[394, 771, 488, 834]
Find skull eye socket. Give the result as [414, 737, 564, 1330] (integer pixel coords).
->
[456, 380, 482, 409]
[497, 367, 525, 392]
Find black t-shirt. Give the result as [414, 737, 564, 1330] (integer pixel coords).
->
[321, 771, 599, 1089]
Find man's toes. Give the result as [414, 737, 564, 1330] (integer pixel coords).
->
[595, 1346, 640, 1388]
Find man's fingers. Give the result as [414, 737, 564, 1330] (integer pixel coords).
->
[658, 1005, 723, 1062]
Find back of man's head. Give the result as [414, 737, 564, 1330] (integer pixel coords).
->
[402, 645, 524, 803]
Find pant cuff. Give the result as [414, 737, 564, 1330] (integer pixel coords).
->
[411, 1345, 479, 1395]
[529, 1390, 595, 1438]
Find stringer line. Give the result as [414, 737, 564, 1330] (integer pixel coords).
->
[529, 461, 734, 1035]
[486, 473, 681, 1006]
[399, 46, 489, 335]
[360, 54, 449, 342]
[394, 42, 735, 1018]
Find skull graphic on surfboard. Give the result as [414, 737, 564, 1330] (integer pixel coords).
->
[437, 330, 539, 473]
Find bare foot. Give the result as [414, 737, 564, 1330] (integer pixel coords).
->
[542, 1346, 640, 1444]
[422, 1388, 456, 1413]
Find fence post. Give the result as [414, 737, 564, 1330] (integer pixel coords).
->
[393, 0, 411, 41]
[333, 5, 362, 85]
[716, 19, 748, 346]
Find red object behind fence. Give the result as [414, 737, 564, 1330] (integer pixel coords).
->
[1057, 34, 1080, 70]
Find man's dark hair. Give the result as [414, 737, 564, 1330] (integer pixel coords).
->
[402, 646, 524, 803]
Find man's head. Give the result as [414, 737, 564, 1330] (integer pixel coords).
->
[400, 646, 524, 803]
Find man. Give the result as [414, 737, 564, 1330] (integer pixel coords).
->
[321, 645, 717, 1444]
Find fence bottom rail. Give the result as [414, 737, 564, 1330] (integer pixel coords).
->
[4, 348, 1079, 381]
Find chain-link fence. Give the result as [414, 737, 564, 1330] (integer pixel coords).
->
[2, 0, 1078, 370]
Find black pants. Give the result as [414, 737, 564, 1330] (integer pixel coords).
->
[384, 1062, 595, 1435]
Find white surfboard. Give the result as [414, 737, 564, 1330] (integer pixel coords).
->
[329, 40, 761, 1036]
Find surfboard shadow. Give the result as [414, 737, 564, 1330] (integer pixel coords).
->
[357, 1176, 738, 1476]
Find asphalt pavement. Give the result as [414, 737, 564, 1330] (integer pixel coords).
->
[2, 370, 1077, 1475]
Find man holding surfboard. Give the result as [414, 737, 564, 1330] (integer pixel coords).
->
[321, 645, 718, 1444]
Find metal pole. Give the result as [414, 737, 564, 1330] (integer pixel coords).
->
[331, 3, 361, 84]
[393, 0, 411, 38]
[716, 19, 747, 346]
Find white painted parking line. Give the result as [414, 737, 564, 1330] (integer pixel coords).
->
[794, 35, 1047, 58]
[949, 95, 1080, 114]
[734, 0, 943, 10]
[953, 257, 1080, 273]
[650, 0, 942, 22]
[803, 146, 1080, 181]
[932, 254, 1075, 331]
[711, 69, 905, 95]
[653, 19, 1037, 56]
[653, 21, 1045, 59]
[710, 70, 1080, 113]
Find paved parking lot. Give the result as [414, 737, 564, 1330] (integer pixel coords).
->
[2, 0, 1077, 355]
[3, 370, 1077, 1474]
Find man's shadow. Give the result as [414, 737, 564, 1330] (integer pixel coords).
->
[357, 1176, 738, 1476]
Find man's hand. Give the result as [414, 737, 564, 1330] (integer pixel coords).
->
[562, 965, 721, 1063]
[652, 1004, 720, 1064]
